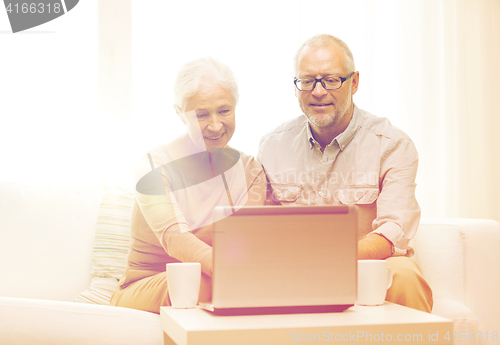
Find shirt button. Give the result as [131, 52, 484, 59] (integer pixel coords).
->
[318, 191, 323, 196]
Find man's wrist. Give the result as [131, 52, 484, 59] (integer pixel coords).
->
[358, 233, 393, 260]
[370, 232, 395, 256]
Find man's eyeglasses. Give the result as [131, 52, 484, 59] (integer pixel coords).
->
[294, 72, 355, 91]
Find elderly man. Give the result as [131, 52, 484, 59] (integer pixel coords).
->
[257, 34, 432, 312]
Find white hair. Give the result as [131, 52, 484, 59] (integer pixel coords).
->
[293, 34, 355, 76]
[173, 57, 239, 112]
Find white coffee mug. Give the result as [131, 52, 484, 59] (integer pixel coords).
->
[166, 262, 201, 308]
[357, 260, 393, 306]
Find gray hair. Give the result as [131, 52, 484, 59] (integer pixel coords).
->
[293, 34, 355, 76]
[173, 57, 239, 112]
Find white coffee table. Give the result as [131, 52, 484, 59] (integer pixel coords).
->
[160, 302, 453, 345]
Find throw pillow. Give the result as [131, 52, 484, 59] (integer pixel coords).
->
[75, 186, 134, 304]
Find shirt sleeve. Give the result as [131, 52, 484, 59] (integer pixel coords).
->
[133, 151, 213, 276]
[371, 138, 421, 256]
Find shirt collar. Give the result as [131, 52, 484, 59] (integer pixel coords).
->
[306, 121, 317, 149]
[306, 104, 362, 151]
[335, 104, 362, 150]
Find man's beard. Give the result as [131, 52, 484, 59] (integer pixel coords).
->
[302, 91, 351, 129]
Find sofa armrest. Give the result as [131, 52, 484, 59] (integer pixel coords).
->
[411, 218, 500, 343]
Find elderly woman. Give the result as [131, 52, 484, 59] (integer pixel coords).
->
[110, 58, 267, 313]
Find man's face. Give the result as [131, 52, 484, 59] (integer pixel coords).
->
[295, 44, 359, 133]
[182, 83, 236, 151]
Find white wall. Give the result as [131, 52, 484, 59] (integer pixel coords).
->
[0, 0, 99, 185]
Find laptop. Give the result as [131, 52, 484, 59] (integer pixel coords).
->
[199, 205, 358, 315]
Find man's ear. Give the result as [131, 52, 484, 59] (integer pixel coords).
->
[351, 71, 360, 95]
[174, 105, 186, 125]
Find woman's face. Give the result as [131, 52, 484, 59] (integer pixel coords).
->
[182, 83, 236, 151]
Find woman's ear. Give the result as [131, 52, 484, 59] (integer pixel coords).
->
[174, 105, 186, 125]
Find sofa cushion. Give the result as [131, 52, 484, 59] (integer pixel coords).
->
[0, 181, 103, 301]
[75, 186, 134, 305]
[412, 221, 468, 302]
[0, 296, 162, 345]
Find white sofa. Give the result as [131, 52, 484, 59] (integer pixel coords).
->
[0, 180, 499, 345]
[0, 181, 163, 345]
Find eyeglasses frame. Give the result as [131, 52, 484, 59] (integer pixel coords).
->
[294, 72, 355, 91]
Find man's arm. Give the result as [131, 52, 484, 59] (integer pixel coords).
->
[358, 233, 393, 260]
[370, 137, 421, 256]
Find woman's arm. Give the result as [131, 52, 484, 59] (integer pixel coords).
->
[134, 151, 214, 276]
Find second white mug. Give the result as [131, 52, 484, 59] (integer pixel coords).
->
[357, 260, 393, 306]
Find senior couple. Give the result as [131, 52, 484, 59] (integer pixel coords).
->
[110, 34, 433, 314]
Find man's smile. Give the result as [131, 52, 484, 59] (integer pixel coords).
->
[310, 102, 333, 107]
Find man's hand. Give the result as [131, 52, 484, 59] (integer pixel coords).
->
[358, 233, 393, 260]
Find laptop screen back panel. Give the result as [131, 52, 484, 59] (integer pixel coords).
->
[212, 206, 357, 309]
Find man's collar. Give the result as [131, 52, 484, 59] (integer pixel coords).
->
[306, 122, 316, 149]
[306, 104, 362, 150]
[335, 105, 362, 150]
